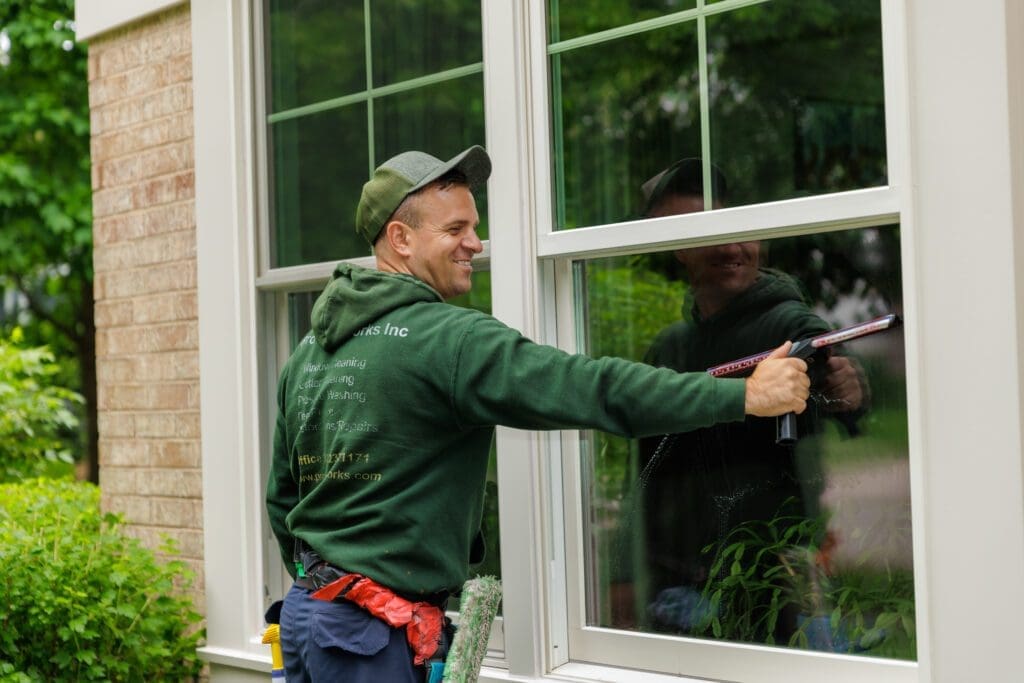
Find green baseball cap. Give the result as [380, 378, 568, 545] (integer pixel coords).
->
[355, 145, 492, 245]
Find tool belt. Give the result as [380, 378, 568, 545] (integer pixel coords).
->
[296, 546, 449, 666]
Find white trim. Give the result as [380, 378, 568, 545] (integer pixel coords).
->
[194, 0, 266, 660]
[483, 0, 549, 676]
[536, 187, 899, 261]
[74, 0, 185, 41]
[905, 1, 1024, 681]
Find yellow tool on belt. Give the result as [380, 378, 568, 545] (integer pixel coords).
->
[261, 623, 285, 680]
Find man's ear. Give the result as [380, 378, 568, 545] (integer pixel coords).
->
[383, 220, 414, 257]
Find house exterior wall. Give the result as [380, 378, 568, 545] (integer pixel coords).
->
[87, 4, 204, 608]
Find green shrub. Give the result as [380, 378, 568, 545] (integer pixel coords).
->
[0, 478, 204, 681]
[0, 330, 84, 482]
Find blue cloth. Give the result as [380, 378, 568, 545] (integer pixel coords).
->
[280, 583, 421, 683]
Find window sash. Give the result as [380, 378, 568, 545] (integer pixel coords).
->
[481, 0, 921, 680]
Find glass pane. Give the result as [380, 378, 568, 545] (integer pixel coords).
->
[550, 0, 886, 230]
[554, 22, 701, 229]
[707, 0, 886, 204]
[270, 105, 370, 267]
[267, 0, 366, 113]
[549, 0, 696, 42]
[373, 76, 489, 240]
[370, 0, 482, 86]
[580, 226, 915, 660]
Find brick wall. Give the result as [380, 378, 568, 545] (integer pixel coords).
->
[86, 5, 204, 608]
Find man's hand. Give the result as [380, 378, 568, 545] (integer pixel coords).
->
[744, 341, 810, 417]
[820, 355, 866, 412]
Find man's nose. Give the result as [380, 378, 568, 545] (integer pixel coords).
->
[464, 228, 483, 253]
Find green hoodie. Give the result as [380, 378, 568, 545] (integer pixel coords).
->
[266, 263, 747, 597]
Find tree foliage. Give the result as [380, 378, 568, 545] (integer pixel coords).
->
[0, 328, 83, 482]
[0, 0, 95, 478]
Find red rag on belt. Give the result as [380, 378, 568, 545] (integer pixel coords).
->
[310, 573, 444, 665]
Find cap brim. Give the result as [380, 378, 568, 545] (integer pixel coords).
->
[408, 145, 492, 194]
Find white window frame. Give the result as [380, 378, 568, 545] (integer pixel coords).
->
[179, 0, 1024, 680]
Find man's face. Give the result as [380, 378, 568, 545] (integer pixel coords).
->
[674, 240, 761, 302]
[648, 193, 761, 307]
[404, 184, 482, 299]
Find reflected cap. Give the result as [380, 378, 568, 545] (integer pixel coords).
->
[641, 157, 729, 216]
[355, 145, 492, 245]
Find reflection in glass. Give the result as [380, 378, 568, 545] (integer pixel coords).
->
[707, 0, 886, 203]
[550, 0, 886, 230]
[267, 0, 366, 113]
[373, 76, 489, 241]
[271, 105, 370, 267]
[371, 0, 482, 86]
[579, 227, 914, 660]
[554, 22, 700, 229]
[549, 0, 696, 42]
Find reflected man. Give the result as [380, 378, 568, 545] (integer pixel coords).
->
[622, 159, 864, 638]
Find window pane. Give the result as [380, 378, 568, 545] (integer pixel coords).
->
[579, 226, 915, 660]
[373, 76, 489, 240]
[549, 0, 696, 42]
[553, 23, 701, 229]
[370, 1, 482, 86]
[550, 0, 886, 229]
[270, 105, 370, 267]
[267, 0, 366, 113]
[707, 0, 886, 204]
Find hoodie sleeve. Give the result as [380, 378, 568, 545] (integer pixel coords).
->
[265, 366, 299, 579]
[450, 315, 746, 437]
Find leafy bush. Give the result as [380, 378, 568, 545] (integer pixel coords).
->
[0, 330, 83, 482]
[0, 478, 204, 681]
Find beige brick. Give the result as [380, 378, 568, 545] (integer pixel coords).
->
[174, 412, 202, 439]
[133, 291, 198, 324]
[103, 439, 158, 467]
[131, 169, 195, 208]
[132, 351, 200, 381]
[98, 140, 193, 189]
[152, 497, 203, 528]
[133, 412, 178, 438]
[129, 412, 201, 441]
[98, 383, 147, 411]
[93, 201, 194, 244]
[94, 300, 134, 327]
[125, 526, 203, 560]
[92, 184, 135, 218]
[104, 494, 154, 525]
[136, 468, 203, 498]
[97, 412, 136, 438]
[94, 231, 196, 273]
[96, 260, 197, 299]
[91, 82, 192, 136]
[92, 113, 193, 162]
[157, 440, 201, 468]
[100, 467, 140, 495]
[99, 322, 197, 356]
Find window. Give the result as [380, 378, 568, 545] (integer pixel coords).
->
[264, 0, 488, 267]
[255, 0, 500, 614]
[252, 0, 916, 679]
[534, 0, 916, 679]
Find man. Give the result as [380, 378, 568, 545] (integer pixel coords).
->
[265, 146, 810, 681]
[623, 158, 863, 638]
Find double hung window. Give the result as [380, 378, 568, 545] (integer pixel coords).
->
[256, 2, 915, 680]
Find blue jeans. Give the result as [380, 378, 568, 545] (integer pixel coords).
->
[280, 583, 421, 683]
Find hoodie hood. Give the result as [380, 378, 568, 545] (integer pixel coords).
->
[311, 263, 442, 352]
[689, 268, 808, 326]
